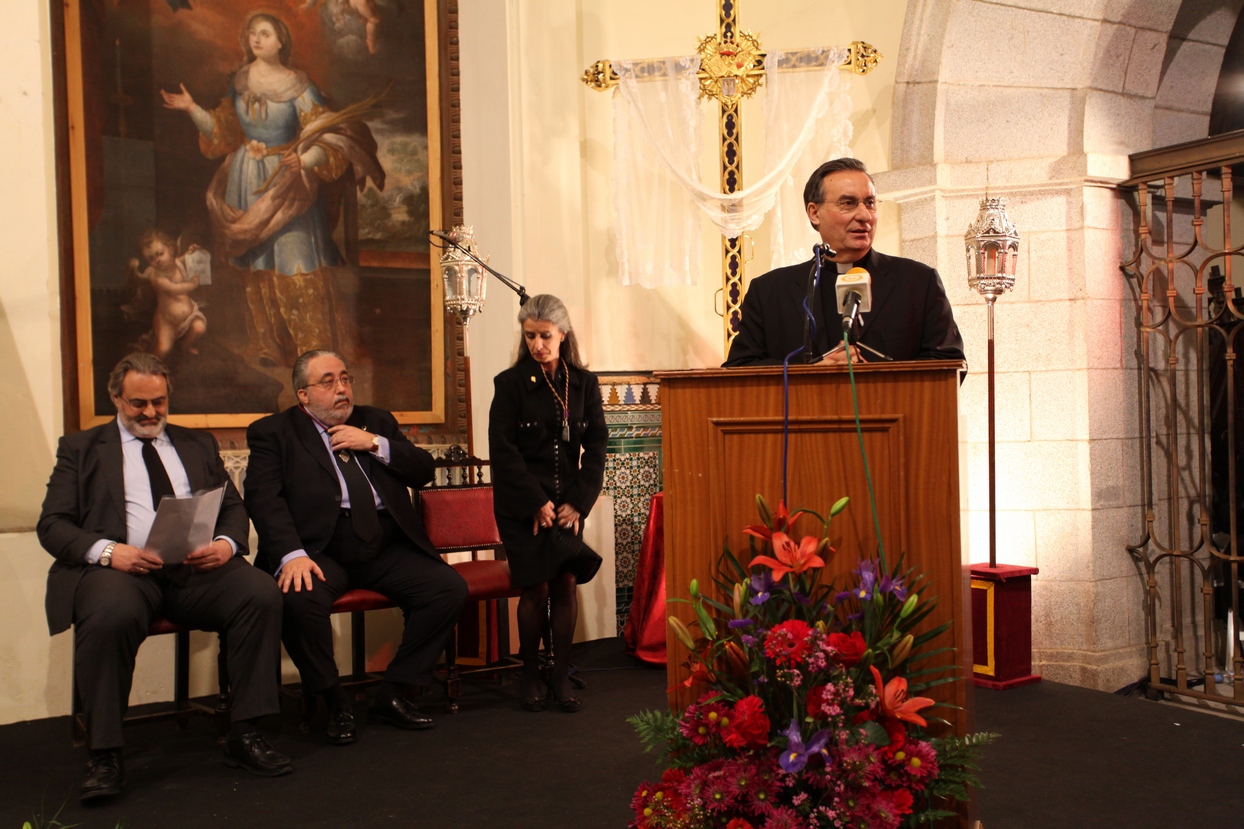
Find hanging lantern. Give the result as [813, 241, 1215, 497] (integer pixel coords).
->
[964, 197, 1020, 300]
[439, 225, 489, 326]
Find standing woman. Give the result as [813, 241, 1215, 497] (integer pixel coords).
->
[489, 295, 607, 712]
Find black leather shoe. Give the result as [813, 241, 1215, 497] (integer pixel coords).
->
[327, 707, 356, 745]
[81, 749, 125, 802]
[223, 732, 294, 777]
[369, 693, 434, 730]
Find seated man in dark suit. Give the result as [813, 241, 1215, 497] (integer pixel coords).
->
[37, 353, 291, 803]
[724, 157, 966, 367]
[244, 350, 467, 745]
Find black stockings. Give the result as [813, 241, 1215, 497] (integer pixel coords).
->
[517, 571, 579, 700]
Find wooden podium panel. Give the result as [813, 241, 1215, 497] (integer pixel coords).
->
[656, 361, 972, 736]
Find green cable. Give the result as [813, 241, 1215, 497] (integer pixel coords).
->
[843, 328, 886, 572]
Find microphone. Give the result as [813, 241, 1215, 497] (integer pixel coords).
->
[429, 229, 468, 244]
[835, 267, 871, 333]
[802, 244, 830, 363]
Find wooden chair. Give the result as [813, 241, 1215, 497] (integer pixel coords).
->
[71, 620, 230, 745]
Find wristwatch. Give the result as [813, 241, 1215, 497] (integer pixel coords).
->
[99, 541, 116, 568]
[371, 435, 380, 452]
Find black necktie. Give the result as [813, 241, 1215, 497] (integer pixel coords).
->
[334, 449, 382, 547]
[139, 438, 175, 510]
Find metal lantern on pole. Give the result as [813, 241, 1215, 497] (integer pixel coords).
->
[965, 197, 1019, 568]
[439, 225, 489, 330]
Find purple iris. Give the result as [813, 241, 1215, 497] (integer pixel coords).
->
[750, 570, 775, 605]
[834, 559, 879, 604]
[879, 573, 908, 600]
[728, 618, 755, 629]
[778, 719, 831, 774]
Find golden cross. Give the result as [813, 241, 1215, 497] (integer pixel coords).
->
[583, 4, 880, 353]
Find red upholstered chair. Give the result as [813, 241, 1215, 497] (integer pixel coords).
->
[418, 481, 522, 712]
[71, 620, 231, 745]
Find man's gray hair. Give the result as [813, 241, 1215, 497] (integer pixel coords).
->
[292, 349, 345, 390]
[107, 352, 172, 398]
[803, 157, 872, 206]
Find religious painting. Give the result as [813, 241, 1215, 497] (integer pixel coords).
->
[58, 0, 451, 429]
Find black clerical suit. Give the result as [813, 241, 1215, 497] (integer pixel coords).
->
[723, 248, 966, 367]
[244, 405, 467, 694]
[37, 420, 283, 750]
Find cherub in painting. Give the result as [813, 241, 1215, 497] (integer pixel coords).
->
[125, 228, 208, 359]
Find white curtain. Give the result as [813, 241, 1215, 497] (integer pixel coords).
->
[611, 46, 851, 287]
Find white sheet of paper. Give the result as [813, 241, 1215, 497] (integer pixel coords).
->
[185, 247, 212, 286]
[145, 486, 225, 564]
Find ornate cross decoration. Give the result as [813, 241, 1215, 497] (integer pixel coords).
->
[583, 2, 881, 351]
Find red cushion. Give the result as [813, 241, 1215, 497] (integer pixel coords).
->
[453, 559, 516, 601]
[419, 486, 502, 551]
[331, 588, 395, 614]
[147, 618, 185, 636]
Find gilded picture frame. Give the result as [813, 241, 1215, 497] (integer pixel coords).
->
[55, 0, 459, 432]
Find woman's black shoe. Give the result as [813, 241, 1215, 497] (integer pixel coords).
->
[553, 693, 582, 713]
[520, 668, 546, 712]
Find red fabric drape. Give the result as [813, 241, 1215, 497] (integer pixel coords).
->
[623, 492, 667, 664]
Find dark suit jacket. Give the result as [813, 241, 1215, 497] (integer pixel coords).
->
[244, 405, 439, 574]
[487, 355, 608, 522]
[723, 248, 966, 367]
[36, 420, 248, 635]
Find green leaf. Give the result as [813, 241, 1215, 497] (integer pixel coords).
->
[859, 719, 890, 746]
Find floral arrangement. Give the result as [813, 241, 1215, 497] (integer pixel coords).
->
[628, 496, 993, 829]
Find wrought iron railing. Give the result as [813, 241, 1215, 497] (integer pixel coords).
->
[1121, 131, 1244, 706]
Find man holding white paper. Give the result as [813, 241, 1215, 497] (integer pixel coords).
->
[37, 353, 290, 803]
[723, 157, 965, 368]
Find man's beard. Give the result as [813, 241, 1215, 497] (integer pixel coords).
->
[306, 394, 353, 426]
[118, 409, 166, 439]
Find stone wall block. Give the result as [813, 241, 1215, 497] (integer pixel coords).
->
[1087, 365, 1142, 440]
[1093, 576, 1142, 650]
[1102, 0, 1181, 32]
[1090, 22, 1134, 93]
[964, 508, 1037, 567]
[1027, 229, 1086, 301]
[899, 195, 938, 242]
[1083, 226, 1125, 301]
[1085, 297, 1126, 368]
[1092, 505, 1147, 581]
[890, 82, 940, 169]
[1155, 40, 1226, 114]
[1032, 578, 1094, 650]
[1083, 184, 1123, 231]
[993, 299, 1087, 372]
[1123, 27, 1167, 98]
[1152, 109, 1211, 149]
[1030, 370, 1089, 440]
[1033, 509, 1094, 579]
[1182, 6, 1240, 47]
[1003, 187, 1085, 234]
[1084, 89, 1156, 156]
[942, 3, 1100, 89]
[969, 439, 1089, 511]
[959, 369, 1032, 443]
[1088, 437, 1133, 509]
[942, 86, 1080, 164]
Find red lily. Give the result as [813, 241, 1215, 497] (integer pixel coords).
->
[870, 665, 935, 728]
[750, 531, 825, 579]
[743, 500, 806, 542]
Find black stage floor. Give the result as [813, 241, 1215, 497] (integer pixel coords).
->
[2, 640, 1241, 828]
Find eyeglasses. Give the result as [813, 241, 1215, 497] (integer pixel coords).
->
[303, 374, 353, 391]
[815, 197, 882, 214]
[121, 397, 168, 411]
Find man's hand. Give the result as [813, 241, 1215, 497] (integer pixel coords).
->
[555, 503, 581, 535]
[112, 543, 164, 576]
[184, 539, 233, 573]
[819, 344, 862, 365]
[327, 424, 377, 453]
[532, 501, 556, 535]
[278, 556, 325, 593]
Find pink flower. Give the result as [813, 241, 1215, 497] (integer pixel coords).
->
[764, 620, 813, 667]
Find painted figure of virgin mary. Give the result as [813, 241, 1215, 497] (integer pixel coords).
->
[161, 11, 384, 367]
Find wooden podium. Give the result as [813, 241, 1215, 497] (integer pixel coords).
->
[655, 361, 973, 737]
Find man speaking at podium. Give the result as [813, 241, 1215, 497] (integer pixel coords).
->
[724, 158, 965, 368]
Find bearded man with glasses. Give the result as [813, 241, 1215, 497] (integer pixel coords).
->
[243, 349, 467, 746]
[724, 157, 965, 368]
[37, 352, 290, 802]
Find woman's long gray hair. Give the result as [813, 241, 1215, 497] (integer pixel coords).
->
[514, 294, 586, 370]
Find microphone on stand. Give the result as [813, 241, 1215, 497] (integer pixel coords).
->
[835, 267, 872, 334]
[802, 243, 838, 363]
[429, 229, 469, 245]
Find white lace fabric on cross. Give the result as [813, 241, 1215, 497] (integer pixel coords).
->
[611, 46, 853, 288]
